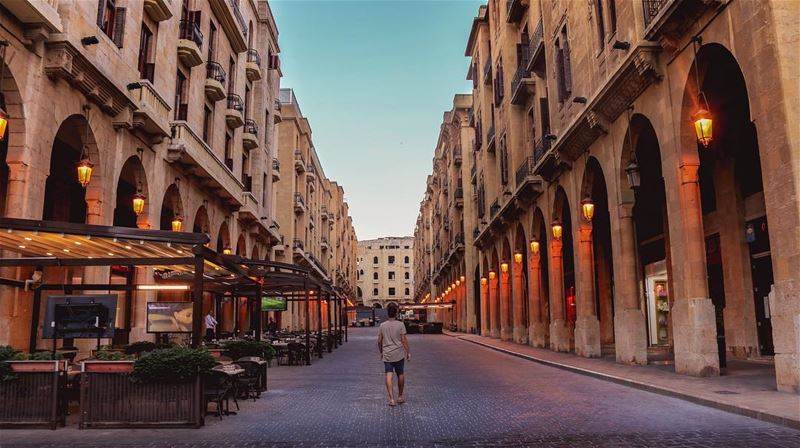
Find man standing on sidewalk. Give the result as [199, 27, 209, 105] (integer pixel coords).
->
[378, 303, 411, 406]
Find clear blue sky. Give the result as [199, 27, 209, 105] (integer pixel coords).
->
[271, 0, 481, 240]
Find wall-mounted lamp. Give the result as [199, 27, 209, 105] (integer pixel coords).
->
[572, 96, 588, 104]
[80, 36, 100, 46]
[551, 220, 563, 240]
[612, 40, 631, 51]
[544, 134, 558, 141]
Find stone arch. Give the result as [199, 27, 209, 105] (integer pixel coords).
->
[192, 205, 210, 234]
[552, 186, 576, 351]
[513, 222, 528, 342]
[235, 233, 247, 256]
[113, 156, 149, 229]
[531, 206, 550, 347]
[216, 221, 231, 253]
[251, 246, 259, 260]
[159, 183, 183, 231]
[0, 55, 27, 217]
[42, 113, 101, 224]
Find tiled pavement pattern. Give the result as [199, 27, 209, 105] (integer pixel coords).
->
[3, 328, 800, 448]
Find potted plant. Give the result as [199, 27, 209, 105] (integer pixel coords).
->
[221, 340, 275, 363]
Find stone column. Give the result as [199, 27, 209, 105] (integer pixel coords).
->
[613, 204, 648, 365]
[528, 251, 546, 347]
[512, 259, 526, 344]
[480, 277, 489, 336]
[489, 273, 500, 339]
[549, 239, 570, 351]
[499, 268, 512, 341]
[672, 163, 719, 376]
[575, 223, 601, 357]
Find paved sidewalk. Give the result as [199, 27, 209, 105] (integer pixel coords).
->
[447, 331, 800, 429]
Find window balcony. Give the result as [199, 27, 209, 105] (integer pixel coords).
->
[527, 18, 545, 76]
[483, 57, 492, 85]
[321, 236, 330, 251]
[225, 94, 244, 128]
[178, 19, 203, 68]
[204, 62, 226, 102]
[511, 49, 535, 105]
[514, 156, 544, 201]
[294, 150, 306, 173]
[0, 0, 62, 34]
[242, 119, 258, 150]
[208, 0, 248, 53]
[453, 150, 462, 166]
[272, 158, 281, 182]
[306, 165, 317, 182]
[143, 0, 172, 21]
[486, 123, 496, 153]
[454, 187, 464, 208]
[489, 199, 500, 220]
[293, 238, 305, 254]
[245, 49, 262, 82]
[166, 122, 244, 208]
[506, 0, 527, 23]
[129, 80, 171, 143]
[470, 162, 477, 185]
[273, 100, 283, 123]
[293, 193, 306, 214]
[642, 0, 708, 45]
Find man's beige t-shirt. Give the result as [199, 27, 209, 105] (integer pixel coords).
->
[380, 320, 407, 362]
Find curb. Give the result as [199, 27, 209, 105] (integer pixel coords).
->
[456, 335, 800, 430]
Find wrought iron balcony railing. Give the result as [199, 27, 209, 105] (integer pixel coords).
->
[643, 0, 669, 27]
[179, 19, 203, 48]
[243, 118, 258, 136]
[226, 94, 243, 112]
[206, 61, 226, 84]
[515, 156, 536, 188]
[246, 48, 261, 66]
[534, 137, 552, 165]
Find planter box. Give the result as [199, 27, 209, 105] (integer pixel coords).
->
[207, 349, 225, 359]
[79, 369, 203, 429]
[82, 361, 134, 374]
[0, 361, 64, 429]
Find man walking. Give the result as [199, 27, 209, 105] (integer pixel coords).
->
[204, 310, 218, 342]
[377, 303, 411, 406]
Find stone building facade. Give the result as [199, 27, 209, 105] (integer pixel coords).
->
[273, 88, 358, 331]
[357, 237, 414, 309]
[413, 0, 800, 393]
[0, 0, 356, 350]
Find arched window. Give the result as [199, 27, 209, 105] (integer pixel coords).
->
[404, 256, 410, 264]
[373, 256, 378, 264]
[404, 272, 410, 280]
[372, 288, 378, 296]
[404, 288, 410, 296]
[373, 272, 378, 280]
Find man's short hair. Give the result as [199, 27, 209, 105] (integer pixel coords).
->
[387, 303, 398, 318]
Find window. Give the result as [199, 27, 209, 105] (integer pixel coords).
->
[404, 288, 410, 296]
[404, 272, 410, 280]
[208, 21, 217, 61]
[388, 288, 396, 296]
[594, 0, 605, 50]
[228, 56, 236, 93]
[97, 0, 126, 47]
[224, 132, 233, 171]
[138, 24, 154, 82]
[373, 288, 378, 296]
[555, 26, 573, 102]
[493, 58, 504, 105]
[262, 173, 267, 205]
[202, 105, 212, 142]
[388, 255, 395, 264]
[404, 246, 410, 249]
[174, 70, 188, 120]
[608, 0, 617, 34]
[388, 272, 395, 280]
[404, 256, 410, 264]
[373, 272, 378, 280]
[500, 136, 509, 186]
[373, 256, 378, 264]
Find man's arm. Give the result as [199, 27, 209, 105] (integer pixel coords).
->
[401, 334, 411, 361]
[377, 332, 383, 356]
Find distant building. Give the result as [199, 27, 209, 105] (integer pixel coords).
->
[357, 237, 415, 308]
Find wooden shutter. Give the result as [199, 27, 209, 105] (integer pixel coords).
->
[112, 7, 126, 48]
[96, 0, 105, 28]
[563, 38, 573, 96]
[555, 47, 564, 101]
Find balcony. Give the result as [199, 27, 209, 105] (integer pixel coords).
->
[486, 123, 496, 153]
[454, 187, 464, 208]
[514, 156, 544, 202]
[294, 193, 306, 214]
[489, 199, 500, 220]
[129, 80, 171, 143]
[143, 0, 172, 21]
[453, 150, 462, 166]
[245, 49, 262, 81]
[242, 119, 258, 150]
[511, 49, 535, 105]
[273, 100, 283, 123]
[483, 57, 492, 85]
[642, 0, 711, 47]
[242, 174, 253, 192]
[225, 94, 244, 128]
[306, 165, 317, 182]
[309, 213, 315, 229]
[293, 238, 305, 254]
[166, 122, 244, 207]
[321, 236, 330, 251]
[272, 158, 281, 181]
[470, 162, 477, 185]
[321, 206, 329, 221]
[527, 19, 545, 76]
[204, 62, 226, 102]
[506, 0, 527, 23]
[238, 187, 260, 224]
[208, 0, 248, 53]
[178, 19, 203, 68]
[0, 0, 62, 34]
[294, 150, 306, 173]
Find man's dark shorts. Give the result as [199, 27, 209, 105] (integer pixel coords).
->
[384, 359, 405, 375]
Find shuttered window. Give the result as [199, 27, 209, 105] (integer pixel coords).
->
[96, 0, 125, 47]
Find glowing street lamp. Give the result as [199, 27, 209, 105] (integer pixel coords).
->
[581, 196, 595, 222]
[514, 252, 523, 263]
[171, 216, 183, 232]
[480, 277, 487, 286]
[223, 247, 233, 255]
[132, 192, 146, 216]
[500, 262, 509, 273]
[460, 275, 465, 282]
[530, 239, 540, 255]
[488, 271, 496, 280]
[551, 220, 563, 240]
[692, 107, 713, 148]
[77, 159, 94, 188]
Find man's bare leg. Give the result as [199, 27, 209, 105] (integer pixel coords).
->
[397, 373, 405, 403]
[385, 372, 396, 405]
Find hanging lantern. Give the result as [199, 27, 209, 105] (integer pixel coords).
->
[551, 220, 563, 240]
[132, 192, 146, 216]
[223, 247, 233, 255]
[581, 196, 595, 222]
[488, 271, 496, 280]
[171, 216, 183, 232]
[500, 263, 508, 273]
[460, 275, 465, 282]
[480, 277, 487, 286]
[0, 107, 8, 141]
[530, 239, 540, 255]
[625, 160, 641, 190]
[77, 158, 94, 188]
[692, 108, 713, 148]
[514, 252, 523, 263]
[456, 279, 461, 287]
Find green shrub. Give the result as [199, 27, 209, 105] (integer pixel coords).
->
[0, 346, 25, 381]
[222, 340, 275, 361]
[28, 351, 61, 360]
[124, 341, 157, 355]
[93, 350, 132, 361]
[131, 348, 216, 384]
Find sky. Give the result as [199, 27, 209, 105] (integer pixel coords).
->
[270, 0, 482, 240]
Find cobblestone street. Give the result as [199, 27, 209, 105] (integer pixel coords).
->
[3, 327, 800, 447]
